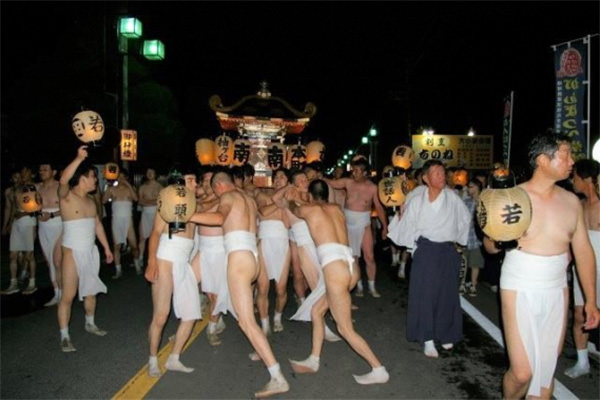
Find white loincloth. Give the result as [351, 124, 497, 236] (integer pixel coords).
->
[259, 220, 290, 282]
[344, 209, 371, 257]
[38, 208, 62, 282]
[573, 230, 600, 307]
[9, 215, 37, 251]
[291, 274, 326, 322]
[198, 235, 231, 317]
[223, 230, 258, 259]
[291, 221, 320, 267]
[317, 243, 355, 275]
[111, 201, 132, 245]
[500, 249, 568, 397]
[62, 218, 107, 301]
[189, 229, 201, 261]
[157, 234, 201, 321]
[140, 206, 157, 240]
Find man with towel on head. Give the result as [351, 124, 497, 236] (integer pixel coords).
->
[103, 169, 140, 278]
[57, 146, 113, 352]
[145, 169, 202, 377]
[37, 161, 63, 306]
[484, 133, 599, 398]
[325, 158, 388, 298]
[287, 179, 389, 385]
[191, 170, 289, 398]
[137, 167, 163, 271]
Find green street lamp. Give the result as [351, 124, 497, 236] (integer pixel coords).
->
[119, 17, 142, 39]
[369, 127, 378, 137]
[143, 40, 165, 60]
[361, 136, 369, 144]
[348, 149, 354, 155]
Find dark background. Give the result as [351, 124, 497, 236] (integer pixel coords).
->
[2, 1, 599, 178]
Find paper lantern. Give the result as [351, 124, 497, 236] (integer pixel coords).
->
[17, 185, 42, 214]
[378, 176, 405, 207]
[477, 178, 532, 242]
[392, 145, 414, 169]
[195, 139, 216, 165]
[267, 142, 286, 170]
[453, 169, 468, 187]
[104, 163, 120, 181]
[287, 144, 307, 170]
[382, 165, 395, 176]
[232, 139, 251, 166]
[306, 140, 325, 163]
[214, 134, 234, 166]
[157, 184, 197, 238]
[72, 110, 105, 145]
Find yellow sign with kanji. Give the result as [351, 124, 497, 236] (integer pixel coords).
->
[120, 130, 138, 161]
[411, 135, 493, 170]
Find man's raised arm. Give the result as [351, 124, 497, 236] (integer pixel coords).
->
[59, 145, 88, 198]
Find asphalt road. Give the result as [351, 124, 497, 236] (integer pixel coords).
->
[0, 237, 598, 399]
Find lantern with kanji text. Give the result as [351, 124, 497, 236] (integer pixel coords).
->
[104, 162, 120, 183]
[232, 139, 251, 166]
[71, 110, 105, 146]
[17, 184, 42, 214]
[195, 139, 216, 165]
[378, 176, 405, 207]
[477, 171, 532, 242]
[287, 144, 307, 170]
[214, 134, 234, 166]
[306, 140, 325, 163]
[391, 145, 414, 169]
[267, 142, 286, 170]
[157, 184, 197, 239]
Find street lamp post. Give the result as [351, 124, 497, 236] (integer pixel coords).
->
[369, 126, 378, 172]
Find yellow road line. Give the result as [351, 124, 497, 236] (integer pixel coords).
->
[111, 314, 209, 400]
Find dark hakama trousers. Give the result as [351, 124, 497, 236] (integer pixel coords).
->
[406, 236, 463, 344]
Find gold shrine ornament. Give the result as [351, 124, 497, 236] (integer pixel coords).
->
[477, 186, 532, 242]
[391, 145, 414, 169]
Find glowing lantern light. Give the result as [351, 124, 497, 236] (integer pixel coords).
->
[391, 145, 414, 169]
[287, 144, 307, 170]
[477, 171, 532, 242]
[453, 169, 469, 187]
[157, 184, 197, 238]
[214, 134, 234, 166]
[72, 110, 105, 146]
[267, 142, 286, 170]
[232, 139, 251, 166]
[378, 176, 405, 207]
[17, 185, 42, 214]
[195, 139, 216, 165]
[104, 162, 120, 182]
[306, 140, 325, 163]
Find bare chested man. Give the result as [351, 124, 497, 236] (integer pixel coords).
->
[103, 169, 139, 278]
[137, 168, 163, 270]
[288, 179, 389, 384]
[484, 133, 599, 399]
[191, 171, 289, 398]
[331, 166, 347, 207]
[190, 169, 228, 346]
[564, 158, 600, 379]
[37, 162, 63, 306]
[57, 146, 113, 352]
[325, 158, 388, 297]
[255, 168, 292, 334]
[145, 172, 202, 377]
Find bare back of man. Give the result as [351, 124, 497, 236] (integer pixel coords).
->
[291, 184, 388, 385]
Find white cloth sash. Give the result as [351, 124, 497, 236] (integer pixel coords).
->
[111, 201, 132, 245]
[9, 215, 36, 251]
[344, 209, 371, 257]
[317, 243, 355, 275]
[573, 230, 600, 306]
[38, 212, 62, 282]
[140, 206, 157, 240]
[223, 230, 258, 259]
[157, 234, 201, 321]
[62, 218, 107, 301]
[259, 220, 290, 282]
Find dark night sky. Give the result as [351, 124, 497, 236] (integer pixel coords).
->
[1, 1, 599, 176]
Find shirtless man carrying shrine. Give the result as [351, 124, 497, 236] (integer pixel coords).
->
[57, 146, 113, 352]
[288, 179, 389, 385]
[137, 167, 163, 269]
[325, 158, 388, 297]
[191, 170, 289, 398]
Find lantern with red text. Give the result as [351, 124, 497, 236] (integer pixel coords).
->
[287, 144, 307, 169]
[232, 139, 251, 166]
[195, 139, 216, 165]
[71, 110, 105, 146]
[477, 172, 532, 242]
[104, 163, 120, 182]
[306, 141, 325, 163]
[158, 184, 197, 239]
[267, 143, 286, 170]
[378, 176, 405, 207]
[17, 185, 42, 214]
[214, 134, 234, 166]
[391, 145, 414, 169]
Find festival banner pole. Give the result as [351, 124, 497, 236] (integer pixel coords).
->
[584, 34, 591, 158]
[508, 91, 514, 168]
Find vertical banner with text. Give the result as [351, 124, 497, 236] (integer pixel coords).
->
[553, 40, 587, 159]
[502, 91, 514, 168]
[120, 129, 138, 161]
